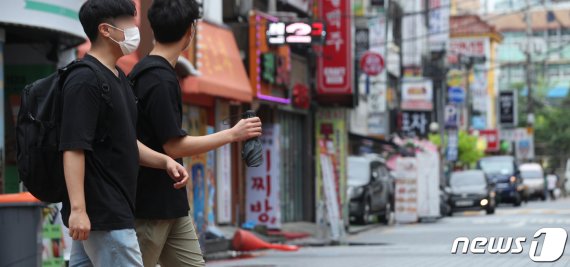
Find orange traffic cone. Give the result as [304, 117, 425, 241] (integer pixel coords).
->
[232, 229, 299, 252]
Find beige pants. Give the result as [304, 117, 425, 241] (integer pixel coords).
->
[135, 216, 205, 267]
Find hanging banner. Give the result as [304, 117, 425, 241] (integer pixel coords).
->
[429, 0, 450, 52]
[367, 75, 387, 113]
[315, 109, 348, 240]
[368, 11, 386, 56]
[472, 65, 488, 113]
[215, 100, 232, 224]
[246, 125, 282, 229]
[395, 157, 418, 224]
[447, 129, 459, 162]
[317, 0, 352, 95]
[402, 0, 425, 69]
[320, 145, 342, 240]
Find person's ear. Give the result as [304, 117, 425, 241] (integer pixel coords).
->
[186, 27, 193, 40]
[98, 23, 112, 38]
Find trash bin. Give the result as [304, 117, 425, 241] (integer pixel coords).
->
[0, 192, 44, 267]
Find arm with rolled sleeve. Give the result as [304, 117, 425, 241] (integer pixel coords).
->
[141, 78, 262, 159]
[59, 79, 101, 241]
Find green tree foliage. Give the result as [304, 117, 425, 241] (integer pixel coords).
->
[429, 130, 484, 167]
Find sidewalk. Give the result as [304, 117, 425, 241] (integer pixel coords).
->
[204, 222, 384, 260]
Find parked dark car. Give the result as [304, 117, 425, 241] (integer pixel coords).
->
[348, 155, 394, 225]
[440, 185, 452, 217]
[477, 156, 524, 206]
[447, 170, 496, 215]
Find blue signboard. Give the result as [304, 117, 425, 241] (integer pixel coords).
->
[448, 87, 465, 104]
[446, 129, 459, 162]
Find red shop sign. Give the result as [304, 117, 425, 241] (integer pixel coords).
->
[360, 51, 385, 76]
[317, 0, 352, 95]
[479, 129, 500, 152]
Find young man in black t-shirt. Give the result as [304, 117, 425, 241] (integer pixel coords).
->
[131, 0, 262, 266]
[61, 1, 189, 266]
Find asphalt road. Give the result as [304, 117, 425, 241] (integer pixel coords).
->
[207, 198, 570, 267]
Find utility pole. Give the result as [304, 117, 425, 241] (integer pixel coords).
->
[268, 0, 277, 12]
[525, 0, 534, 126]
[462, 55, 474, 130]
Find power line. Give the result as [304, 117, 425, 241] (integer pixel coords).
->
[396, 4, 541, 45]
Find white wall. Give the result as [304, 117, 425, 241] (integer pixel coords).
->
[202, 0, 223, 24]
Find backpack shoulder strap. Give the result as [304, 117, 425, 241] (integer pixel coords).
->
[61, 60, 111, 102]
[61, 59, 113, 142]
[128, 60, 171, 87]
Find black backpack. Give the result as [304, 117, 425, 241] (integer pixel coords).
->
[127, 60, 171, 88]
[16, 60, 111, 203]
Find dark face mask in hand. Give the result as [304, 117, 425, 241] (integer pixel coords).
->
[242, 110, 263, 167]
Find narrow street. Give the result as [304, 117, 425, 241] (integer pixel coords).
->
[208, 198, 570, 267]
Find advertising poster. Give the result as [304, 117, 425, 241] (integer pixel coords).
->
[395, 157, 419, 223]
[206, 126, 216, 226]
[315, 109, 348, 240]
[246, 125, 282, 229]
[183, 106, 208, 245]
[42, 205, 64, 267]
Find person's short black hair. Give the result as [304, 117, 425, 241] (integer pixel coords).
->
[79, 0, 137, 42]
[148, 0, 201, 43]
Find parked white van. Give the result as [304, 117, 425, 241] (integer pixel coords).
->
[520, 163, 546, 201]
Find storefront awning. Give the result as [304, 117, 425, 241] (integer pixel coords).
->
[0, 1, 86, 46]
[547, 83, 570, 99]
[180, 21, 252, 103]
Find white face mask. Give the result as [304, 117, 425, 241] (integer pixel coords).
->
[106, 24, 140, 55]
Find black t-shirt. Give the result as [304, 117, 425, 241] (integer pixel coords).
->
[132, 55, 189, 219]
[59, 55, 139, 231]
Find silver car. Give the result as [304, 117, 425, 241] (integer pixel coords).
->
[520, 163, 546, 201]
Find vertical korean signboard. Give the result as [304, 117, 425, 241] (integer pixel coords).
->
[499, 91, 517, 127]
[315, 109, 348, 240]
[246, 125, 282, 229]
[318, 0, 352, 94]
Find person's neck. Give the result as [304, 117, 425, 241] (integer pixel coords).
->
[149, 42, 183, 67]
[88, 46, 121, 76]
